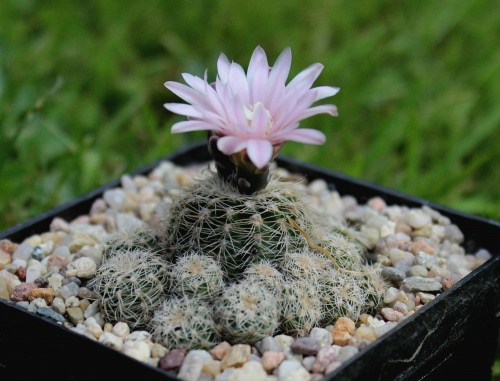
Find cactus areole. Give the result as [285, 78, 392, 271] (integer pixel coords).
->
[164, 46, 339, 193]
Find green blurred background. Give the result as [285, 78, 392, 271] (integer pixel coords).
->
[0, 0, 499, 377]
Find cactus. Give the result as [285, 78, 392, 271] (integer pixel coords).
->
[161, 173, 312, 277]
[280, 278, 323, 336]
[317, 264, 386, 325]
[243, 260, 284, 294]
[169, 252, 225, 300]
[103, 225, 158, 261]
[359, 265, 387, 313]
[89, 248, 169, 329]
[150, 295, 221, 350]
[317, 268, 365, 325]
[280, 250, 330, 281]
[215, 279, 280, 344]
[314, 231, 366, 272]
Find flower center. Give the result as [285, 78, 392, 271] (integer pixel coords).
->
[244, 102, 273, 137]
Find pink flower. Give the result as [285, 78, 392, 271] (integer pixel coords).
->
[164, 46, 339, 169]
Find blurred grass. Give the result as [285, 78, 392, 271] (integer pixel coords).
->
[0, 0, 499, 375]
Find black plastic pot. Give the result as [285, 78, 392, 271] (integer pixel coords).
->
[1, 141, 499, 381]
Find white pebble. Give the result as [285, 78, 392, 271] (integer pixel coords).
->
[53, 245, 71, 259]
[84, 301, 100, 319]
[103, 189, 126, 211]
[99, 332, 123, 350]
[383, 287, 399, 304]
[406, 209, 431, 228]
[112, 322, 130, 338]
[122, 340, 150, 362]
[12, 243, 33, 261]
[93, 312, 105, 328]
[84, 317, 104, 339]
[177, 350, 212, 381]
[25, 259, 45, 283]
[121, 175, 137, 193]
[124, 330, 152, 342]
[277, 360, 311, 381]
[64, 296, 80, 308]
[309, 327, 332, 347]
[231, 361, 271, 381]
[52, 297, 65, 315]
[66, 257, 96, 279]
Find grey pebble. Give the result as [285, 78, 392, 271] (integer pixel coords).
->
[302, 356, 316, 371]
[403, 276, 442, 292]
[30, 246, 45, 261]
[381, 267, 406, 282]
[36, 307, 66, 323]
[407, 265, 428, 278]
[63, 276, 81, 286]
[59, 282, 80, 300]
[414, 252, 438, 270]
[16, 301, 30, 309]
[290, 337, 322, 356]
[394, 258, 413, 273]
[337, 345, 359, 363]
[348, 336, 371, 349]
[373, 322, 397, 338]
[256, 336, 282, 354]
[78, 287, 98, 300]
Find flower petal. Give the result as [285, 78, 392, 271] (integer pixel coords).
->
[251, 102, 269, 136]
[227, 94, 248, 129]
[171, 120, 216, 133]
[273, 128, 326, 144]
[217, 53, 231, 84]
[309, 86, 340, 102]
[181, 73, 205, 93]
[291, 104, 338, 120]
[164, 103, 203, 118]
[247, 46, 269, 104]
[164, 81, 201, 105]
[247, 139, 273, 169]
[247, 46, 268, 84]
[266, 47, 292, 108]
[217, 136, 248, 155]
[286, 63, 324, 93]
[228, 62, 249, 106]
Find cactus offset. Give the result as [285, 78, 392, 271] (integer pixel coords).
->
[103, 225, 158, 261]
[150, 295, 221, 350]
[280, 278, 322, 336]
[215, 279, 280, 344]
[243, 260, 284, 295]
[89, 248, 169, 329]
[169, 252, 225, 300]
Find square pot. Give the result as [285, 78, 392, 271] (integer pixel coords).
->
[1, 141, 499, 381]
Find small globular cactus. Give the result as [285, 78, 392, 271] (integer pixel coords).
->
[103, 225, 158, 261]
[359, 265, 387, 313]
[169, 252, 225, 300]
[215, 280, 280, 344]
[280, 278, 323, 336]
[317, 268, 365, 325]
[89, 248, 169, 329]
[280, 251, 330, 281]
[149, 295, 221, 350]
[243, 260, 284, 295]
[315, 231, 366, 271]
[161, 174, 312, 277]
